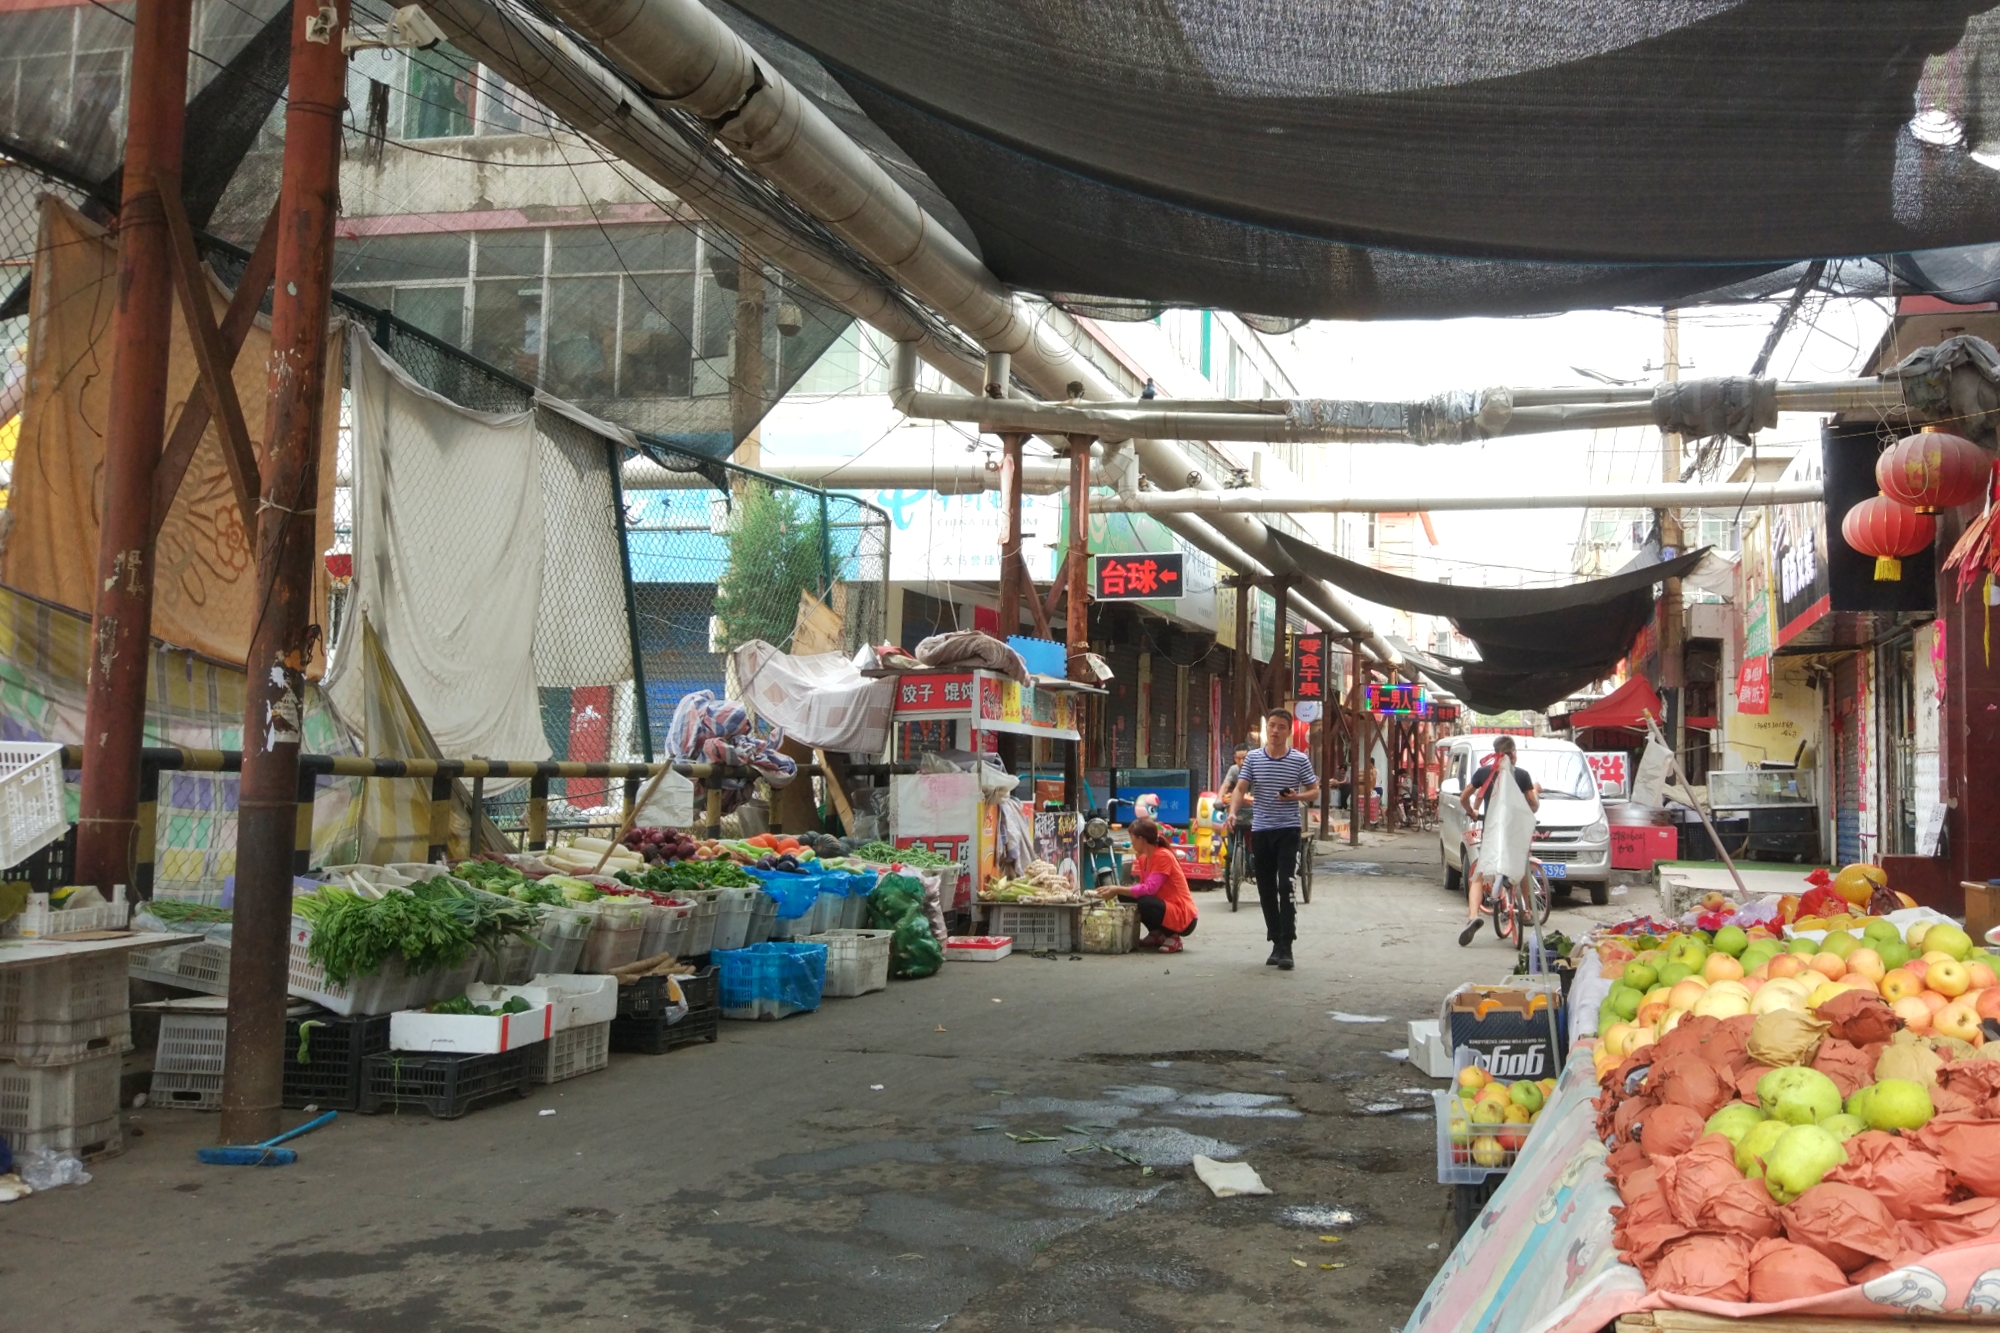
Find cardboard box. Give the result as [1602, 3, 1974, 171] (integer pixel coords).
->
[1610, 824, 1677, 871]
[1964, 882, 2000, 947]
[1441, 981, 1566, 1081]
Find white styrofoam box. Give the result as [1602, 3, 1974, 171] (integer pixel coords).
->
[945, 936, 1012, 962]
[390, 1001, 553, 1055]
[525, 974, 617, 1030]
[1408, 1019, 1453, 1079]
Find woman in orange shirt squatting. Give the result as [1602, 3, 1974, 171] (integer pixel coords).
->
[1101, 816, 1199, 954]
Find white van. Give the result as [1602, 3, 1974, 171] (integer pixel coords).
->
[1437, 735, 1613, 905]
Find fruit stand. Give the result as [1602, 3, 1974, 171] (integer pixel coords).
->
[1409, 863, 2000, 1333]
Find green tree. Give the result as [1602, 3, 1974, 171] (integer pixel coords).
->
[714, 481, 825, 650]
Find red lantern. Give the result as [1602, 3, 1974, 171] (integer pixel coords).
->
[1876, 430, 1992, 513]
[1841, 493, 1936, 581]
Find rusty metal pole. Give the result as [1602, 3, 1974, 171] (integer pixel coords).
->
[1063, 435, 1092, 808]
[73, 0, 193, 893]
[220, 0, 348, 1144]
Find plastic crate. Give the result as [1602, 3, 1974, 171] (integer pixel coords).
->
[129, 938, 233, 995]
[682, 893, 718, 957]
[358, 1047, 532, 1118]
[284, 1010, 392, 1111]
[1079, 902, 1139, 954]
[609, 1002, 718, 1054]
[638, 903, 694, 960]
[154, 1011, 228, 1075]
[0, 1051, 121, 1153]
[578, 901, 647, 973]
[716, 941, 827, 1021]
[709, 887, 774, 953]
[0, 950, 132, 1066]
[1, 890, 130, 940]
[1434, 1089, 1530, 1184]
[804, 930, 892, 998]
[537, 908, 592, 976]
[984, 904, 1077, 954]
[530, 1020, 610, 1085]
[616, 967, 717, 1020]
[946, 936, 1012, 962]
[0, 741, 66, 870]
[475, 935, 544, 987]
[287, 914, 466, 1016]
[149, 1069, 223, 1111]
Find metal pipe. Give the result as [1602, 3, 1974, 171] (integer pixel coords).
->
[75, 0, 192, 894]
[222, 0, 347, 1146]
[1095, 481, 1824, 514]
[619, 455, 1071, 494]
[1065, 437, 1091, 807]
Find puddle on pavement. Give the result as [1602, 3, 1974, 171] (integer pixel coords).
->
[1278, 1204, 1362, 1229]
[1074, 1049, 1268, 1065]
[1101, 1125, 1244, 1167]
[1326, 862, 1387, 875]
[1103, 1084, 1181, 1105]
[1163, 1090, 1303, 1120]
[990, 1096, 1141, 1123]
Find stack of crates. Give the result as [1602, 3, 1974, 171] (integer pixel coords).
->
[0, 949, 132, 1159]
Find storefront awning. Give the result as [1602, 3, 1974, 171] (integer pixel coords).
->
[1564, 677, 1666, 731]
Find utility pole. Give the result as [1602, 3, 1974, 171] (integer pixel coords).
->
[996, 431, 1026, 637]
[73, 0, 192, 894]
[221, 0, 348, 1144]
[1063, 435, 1093, 809]
[1658, 309, 1685, 767]
[731, 249, 766, 463]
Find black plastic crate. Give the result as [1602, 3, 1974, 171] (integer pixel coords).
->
[617, 967, 717, 1020]
[610, 1004, 718, 1055]
[357, 1048, 532, 1118]
[1, 827, 76, 892]
[283, 1010, 391, 1112]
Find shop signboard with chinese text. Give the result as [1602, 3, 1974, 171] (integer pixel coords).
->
[1737, 654, 1771, 715]
[1773, 442, 1831, 646]
[1292, 633, 1326, 703]
[1583, 751, 1630, 797]
[1094, 552, 1184, 600]
[893, 670, 1081, 742]
[1366, 681, 1430, 716]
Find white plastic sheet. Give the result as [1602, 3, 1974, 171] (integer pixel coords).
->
[1474, 757, 1534, 888]
[730, 640, 894, 753]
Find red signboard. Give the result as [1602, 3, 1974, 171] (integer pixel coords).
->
[1736, 654, 1771, 715]
[1094, 552, 1183, 600]
[1611, 824, 1678, 871]
[1583, 751, 1629, 795]
[1292, 633, 1326, 702]
[892, 674, 975, 711]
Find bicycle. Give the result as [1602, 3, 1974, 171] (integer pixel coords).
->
[1223, 821, 1249, 912]
[1485, 859, 1553, 946]
[1295, 831, 1314, 904]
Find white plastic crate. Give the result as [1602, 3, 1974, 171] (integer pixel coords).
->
[1, 889, 130, 939]
[0, 1051, 121, 1151]
[804, 929, 892, 998]
[475, 935, 543, 987]
[1079, 902, 1139, 955]
[149, 1069, 223, 1111]
[286, 915, 427, 1016]
[0, 741, 66, 871]
[154, 1011, 228, 1075]
[983, 904, 1077, 954]
[709, 887, 770, 953]
[536, 908, 592, 976]
[639, 903, 693, 960]
[530, 1019, 610, 1084]
[683, 895, 718, 956]
[578, 901, 647, 973]
[130, 939, 232, 995]
[0, 950, 132, 1065]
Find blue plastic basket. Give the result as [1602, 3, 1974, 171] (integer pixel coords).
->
[714, 941, 828, 1020]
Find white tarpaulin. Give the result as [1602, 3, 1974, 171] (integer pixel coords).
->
[328, 331, 551, 764]
[1474, 756, 1534, 888]
[532, 406, 632, 687]
[731, 640, 894, 753]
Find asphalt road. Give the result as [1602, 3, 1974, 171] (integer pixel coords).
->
[5, 832, 1640, 1333]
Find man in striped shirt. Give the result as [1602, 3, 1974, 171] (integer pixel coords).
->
[1227, 708, 1320, 971]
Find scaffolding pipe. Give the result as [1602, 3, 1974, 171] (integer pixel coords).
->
[1095, 481, 1824, 514]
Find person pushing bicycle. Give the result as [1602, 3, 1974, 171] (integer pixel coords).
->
[1458, 736, 1540, 947]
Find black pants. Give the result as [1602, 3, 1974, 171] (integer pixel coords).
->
[1252, 826, 1300, 944]
[1136, 895, 1196, 937]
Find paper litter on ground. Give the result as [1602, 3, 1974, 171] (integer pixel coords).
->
[1329, 1012, 1390, 1023]
[1191, 1155, 1272, 1197]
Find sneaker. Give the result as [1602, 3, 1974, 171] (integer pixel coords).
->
[1158, 936, 1184, 954]
[1266, 948, 1282, 967]
[1138, 931, 1166, 950]
[1459, 918, 1484, 947]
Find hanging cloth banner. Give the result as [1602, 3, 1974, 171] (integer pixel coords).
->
[326, 328, 550, 766]
[2, 198, 342, 668]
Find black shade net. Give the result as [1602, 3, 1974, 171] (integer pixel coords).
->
[728, 0, 2000, 320]
[1268, 532, 1708, 712]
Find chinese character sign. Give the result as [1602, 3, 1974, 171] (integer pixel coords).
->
[1094, 552, 1184, 600]
[1292, 633, 1326, 702]
[1583, 751, 1630, 796]
[1736, 654, 1771, 715]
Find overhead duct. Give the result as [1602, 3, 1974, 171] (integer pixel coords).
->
[621, 455, 1070, 494]
[1094, 481, 1824, 514]
[542, 0, 1403, 665]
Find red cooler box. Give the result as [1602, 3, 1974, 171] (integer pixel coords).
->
[1610, 824, 1676, 871]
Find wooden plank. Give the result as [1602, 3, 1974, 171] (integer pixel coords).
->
[156, 174, 262, 533]
[1017, 551, 1052, 640]
[151, 202, 280, 538]
[814, 748, 855, 832]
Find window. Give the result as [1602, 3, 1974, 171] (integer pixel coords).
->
[345, 43, 537, 143]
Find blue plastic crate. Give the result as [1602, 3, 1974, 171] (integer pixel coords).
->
[714, 941, 828, 1020]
